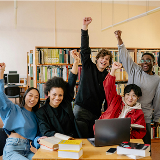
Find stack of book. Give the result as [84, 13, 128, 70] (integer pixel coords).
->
[39, 133, 73, 151]
[117, 141, 150, 159]
[58, 140, 83, 159]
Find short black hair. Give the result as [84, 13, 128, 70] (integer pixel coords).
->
[124, 84, 142, 97]
[44, 76, 67, 96]
[142, 53, 155, 62]
[21, 87, 40, 112]
[95, 49, 113, 65]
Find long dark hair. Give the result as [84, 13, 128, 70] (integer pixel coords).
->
[21, 87, 40, 112]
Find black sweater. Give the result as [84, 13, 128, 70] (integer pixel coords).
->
[75, 30, 108, 117]
[36, 72, 82, 138]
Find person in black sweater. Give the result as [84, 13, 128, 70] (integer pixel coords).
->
[73, 17, 113, 138]
[36, 51, 82, 138]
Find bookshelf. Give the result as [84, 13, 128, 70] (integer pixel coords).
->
[27, 50, 34, 88]
[30, 46, 160, 100]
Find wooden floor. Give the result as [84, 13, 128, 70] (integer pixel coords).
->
[151, 138, 160, 160]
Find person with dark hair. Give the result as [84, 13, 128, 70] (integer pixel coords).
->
[35, 51, 82, 138]
[0, 62, 45, 160]
[73, 17, 113, 138]
[114, 30, 160, 145]
[93, 62, 146, 139]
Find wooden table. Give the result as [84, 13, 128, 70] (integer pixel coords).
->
[32, 139, 152, 160]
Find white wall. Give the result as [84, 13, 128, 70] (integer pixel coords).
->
[0, 1, 160, 78]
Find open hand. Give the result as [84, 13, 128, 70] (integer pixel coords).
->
[114, 30, 122, 39]
[112, 62, 122, 70]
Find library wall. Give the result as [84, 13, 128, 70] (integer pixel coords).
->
[0, 1, 160, 77]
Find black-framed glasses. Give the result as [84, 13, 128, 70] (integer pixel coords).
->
[139, 59, 153, 63]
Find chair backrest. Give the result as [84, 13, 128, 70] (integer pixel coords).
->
[5, 86, 20, 96]
[0, 128, 8, 156]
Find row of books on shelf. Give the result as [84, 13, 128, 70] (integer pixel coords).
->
[36, 48, 81, 65]
[116, 83, 127, 96]
[37, 65, 82, 82]
[27, 51, 33, 64]
[91, 49, 135, 64]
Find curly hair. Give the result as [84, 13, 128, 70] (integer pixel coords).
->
[44, 76, 67, 96]
[124, 84, 142, 97]
[21, 87, 40, 112]
[95, 49, 113, 65]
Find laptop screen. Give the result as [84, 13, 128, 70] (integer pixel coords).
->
[94, 118, 131, 147]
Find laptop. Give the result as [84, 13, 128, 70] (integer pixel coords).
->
[88, 118, 131, 147]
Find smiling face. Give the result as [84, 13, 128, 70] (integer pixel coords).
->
[24, 89, 39, 111]
[124, 90, 138, 107]
[96, 55, 110, 72]
[140, 55, 154, 74]
[48, 87, 64, 108]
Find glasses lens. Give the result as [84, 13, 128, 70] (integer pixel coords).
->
[146, 60, 151, 63]
[140, 59, 152, 63]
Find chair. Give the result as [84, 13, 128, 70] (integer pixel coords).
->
[0, 128, 8, 156]
[5, 86, 21, 104]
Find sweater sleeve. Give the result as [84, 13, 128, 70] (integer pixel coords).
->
[152, 81, 160, 122]
[118, 44, 141, 77]
[80, 29, 92, 67]
[36, 108, 56, 137]
[130, 110, 146, 139]
[65, 72, 77, 102]
[103, 73, 121, 109]
[0, 79, 18, 122]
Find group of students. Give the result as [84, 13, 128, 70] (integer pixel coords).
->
[0, 17, 160, 160]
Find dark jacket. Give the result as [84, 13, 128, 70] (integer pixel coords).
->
[36, 72, 82, 138]
[75, 29, 108, 117]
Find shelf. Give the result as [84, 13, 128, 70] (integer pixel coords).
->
[115, 80, 128, 84]
[37, 63, 82, 66]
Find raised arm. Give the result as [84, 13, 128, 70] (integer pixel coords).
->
[103, 62, 122, 109]
[114, 30, 140, 76]
[0, 63, 5, 79]
[81, 17, 92, 66]
[0, 63, 19, 121]
[66, 51, 80, 101]
[82, 17, 92, 30]
[114, 30, 123, 45]
[70, 50, 80, 75]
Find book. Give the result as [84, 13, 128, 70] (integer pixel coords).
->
[131, 124, 145, 128]
[117, 142, 150, 157]
[39, 133, 73, 149]
[58, 148, 83, 159]
[58, 140, 82, 151]
[40, 143, 58, 151]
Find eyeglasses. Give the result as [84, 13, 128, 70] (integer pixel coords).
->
[139, 59, 153, 63]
